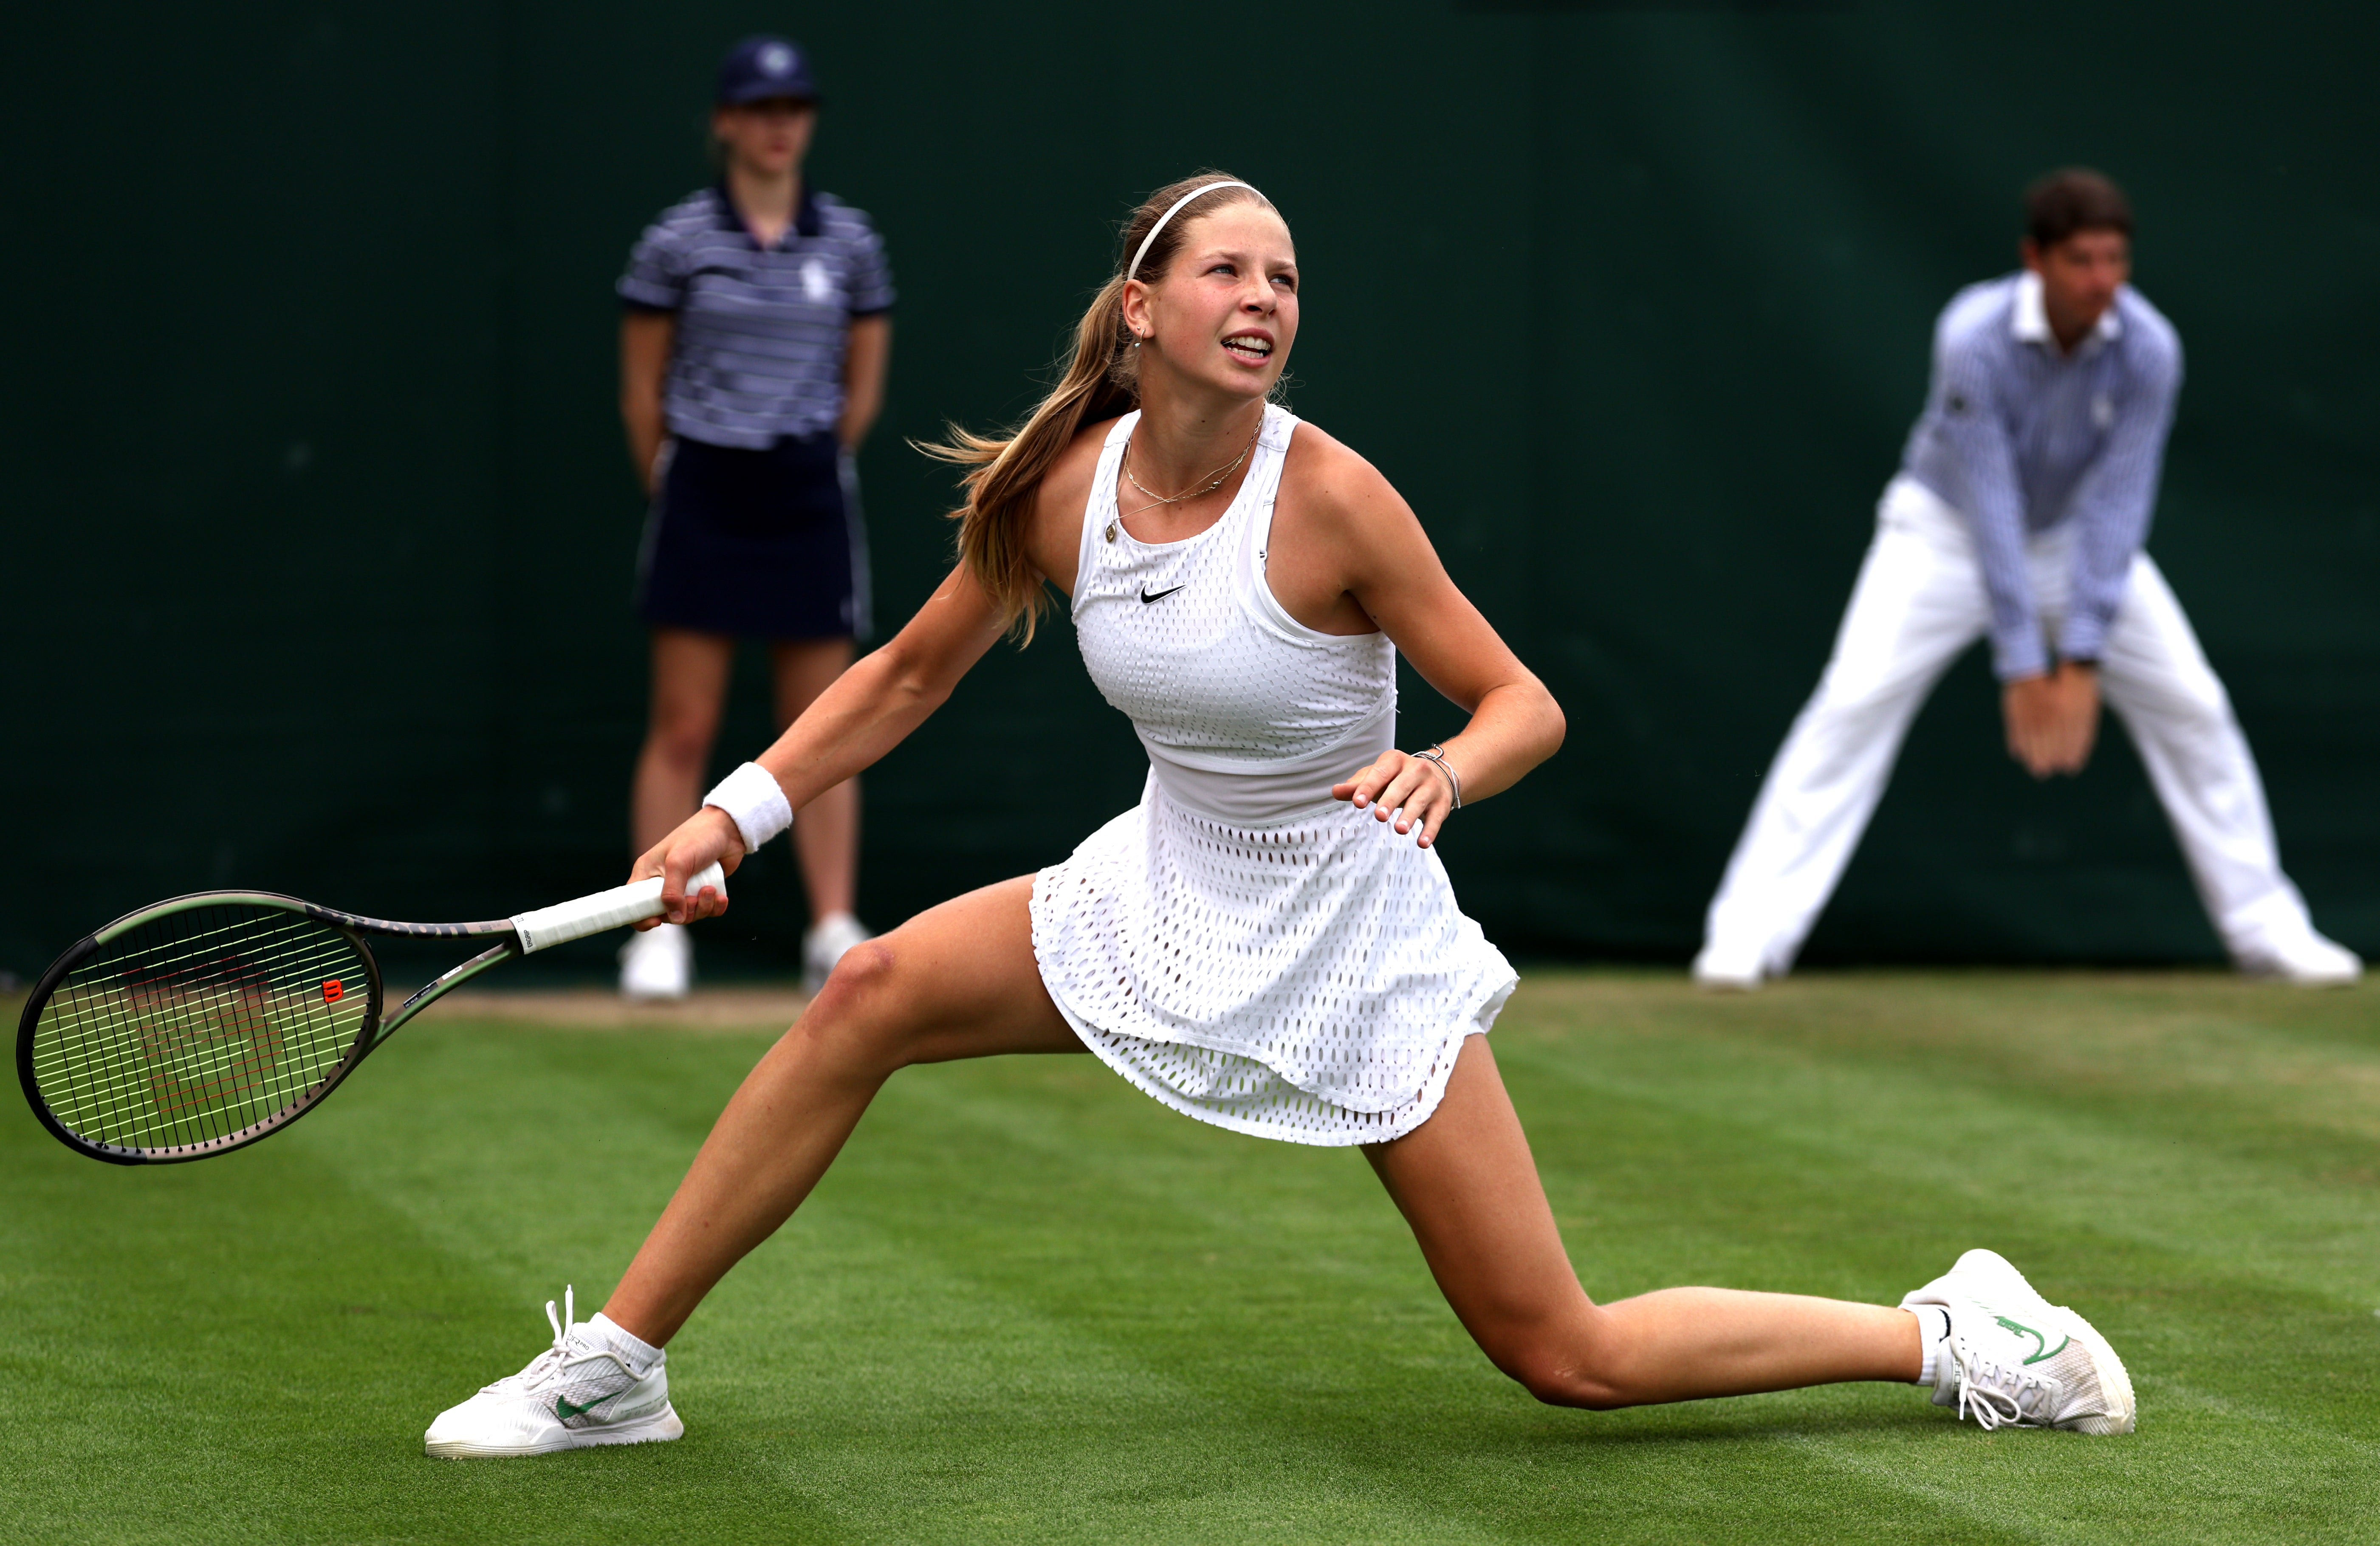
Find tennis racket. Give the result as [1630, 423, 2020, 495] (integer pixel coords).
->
[15, 863, 725, 1165]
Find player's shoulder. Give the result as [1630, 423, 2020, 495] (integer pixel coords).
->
[1033, 412, 1121, 519]
[1932, 273, 2021, 360]
[1279, 415, 1403, 531]
[1058, 410, 1122, 469]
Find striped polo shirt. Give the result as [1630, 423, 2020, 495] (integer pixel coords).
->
[619, 184, 895, 449]
[1900, 271, 2182, 680]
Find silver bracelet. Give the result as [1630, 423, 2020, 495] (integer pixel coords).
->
[1411, 744, 1462, 809]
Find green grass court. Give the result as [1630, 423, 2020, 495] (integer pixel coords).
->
[4, 970, 2374, 1543]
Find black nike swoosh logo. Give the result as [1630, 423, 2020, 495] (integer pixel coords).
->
[1140, 585, 1184, 604]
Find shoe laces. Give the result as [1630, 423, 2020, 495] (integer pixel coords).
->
[485, 1285, 589, 1395]
[1956, 1345, 2064, 1430]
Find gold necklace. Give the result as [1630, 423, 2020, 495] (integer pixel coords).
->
[1107, 421, 1262, 540]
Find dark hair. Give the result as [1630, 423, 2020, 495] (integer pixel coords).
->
[2024, 168, 2133, 248]
[918, 170, 1279, 642]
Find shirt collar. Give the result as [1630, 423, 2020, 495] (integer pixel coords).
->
[711, 182, 825, 245]
[2012, 270, 2122, 354]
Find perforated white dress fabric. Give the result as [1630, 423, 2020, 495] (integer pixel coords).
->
[1030, 406, 1518, 1146]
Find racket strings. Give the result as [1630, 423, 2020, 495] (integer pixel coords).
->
[29, 904, 373, 1154]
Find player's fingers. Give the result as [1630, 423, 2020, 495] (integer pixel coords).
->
[1383, 763, 1449, 836]
[1408, 766, 1459, 844]
[1343, 751, 1405, 809]
[659, 856, 691, 923]
[1401, 782, 1449, 842]
[1415, 793, 1448, 848]
[1372, 759, 1427, 826]
[660, 846, 714, 923]
[1411, 761, 1460, 845]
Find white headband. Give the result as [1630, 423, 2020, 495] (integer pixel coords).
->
[1127, 180, 1257, 282]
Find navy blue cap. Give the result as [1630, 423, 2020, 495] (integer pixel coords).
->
[717, 36, 818, 106]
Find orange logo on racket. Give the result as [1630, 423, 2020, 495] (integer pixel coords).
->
[322, 979, 344, 1003]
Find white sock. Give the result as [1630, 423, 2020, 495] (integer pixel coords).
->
[1908, 1305, 1952, 1386]
[589, 1311, 664, 1374]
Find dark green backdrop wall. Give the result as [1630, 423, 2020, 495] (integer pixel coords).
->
[5, 2, 2374, 980]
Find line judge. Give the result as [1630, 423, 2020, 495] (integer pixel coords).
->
[1695, 169, 2359, 989]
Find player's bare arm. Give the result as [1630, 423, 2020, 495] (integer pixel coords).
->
[1271, 427, 1565, 846]
[637, 565, 1011, 917]
[641, 409, 1135, 917]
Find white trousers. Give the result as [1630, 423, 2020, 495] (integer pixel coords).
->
[1702, 476, 2319, 972]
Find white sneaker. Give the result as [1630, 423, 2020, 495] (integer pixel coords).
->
[803, 911, 871, 993]
[619, 921, 691, 1000]
[424, 1288, 682, 1458]
[1901, 1248, 2136, 1434]
[2237, 931, 2362, 987]
[1691, 939, 1764, 991]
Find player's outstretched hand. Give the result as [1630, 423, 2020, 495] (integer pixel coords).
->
[1335, 748, 1457, 849]
[631, 807, 744, 927]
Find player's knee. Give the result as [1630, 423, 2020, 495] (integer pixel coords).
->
[793, 940, 907, 1064]
[805, 937, 896, 1016]
[1488, 1309, 1642, 1410]
[1500, 1346, 1631, 1411]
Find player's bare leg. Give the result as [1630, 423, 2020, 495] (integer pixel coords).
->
[429, 833, 1051, 1456]
[605, 875, 1078, 1346]
[1366, 1037, 1920, 1406]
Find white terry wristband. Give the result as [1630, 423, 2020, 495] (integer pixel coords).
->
[703, 762, 793, 853]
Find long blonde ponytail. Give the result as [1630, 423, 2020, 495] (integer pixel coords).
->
[918, 171, 1274, 643]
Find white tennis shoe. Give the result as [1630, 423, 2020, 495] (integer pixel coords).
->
[1900, 1249, 2135, 1434]
[619, 921, 692, 1000]
[803, 911, 872, 993]
[423, 1288, 682, 1458]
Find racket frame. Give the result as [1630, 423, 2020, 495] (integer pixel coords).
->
[17, 862, 723, 1165]
[15, 891, 521, 1166]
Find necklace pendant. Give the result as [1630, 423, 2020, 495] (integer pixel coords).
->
[1104, 521, 1118, 542]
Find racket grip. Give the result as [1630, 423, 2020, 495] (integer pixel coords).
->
[510, 862, 728, 954]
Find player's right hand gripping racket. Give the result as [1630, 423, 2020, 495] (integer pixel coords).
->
[15, 864, 725, 1165]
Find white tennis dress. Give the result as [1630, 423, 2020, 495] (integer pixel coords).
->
[1029, 406, 1518, 1145]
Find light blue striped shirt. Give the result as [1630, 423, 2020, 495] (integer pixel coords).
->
[1900, 271, 2182, 680]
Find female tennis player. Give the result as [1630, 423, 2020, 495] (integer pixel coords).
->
[615, 35, 891, 999]
[426, 175, 2133, 1456]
